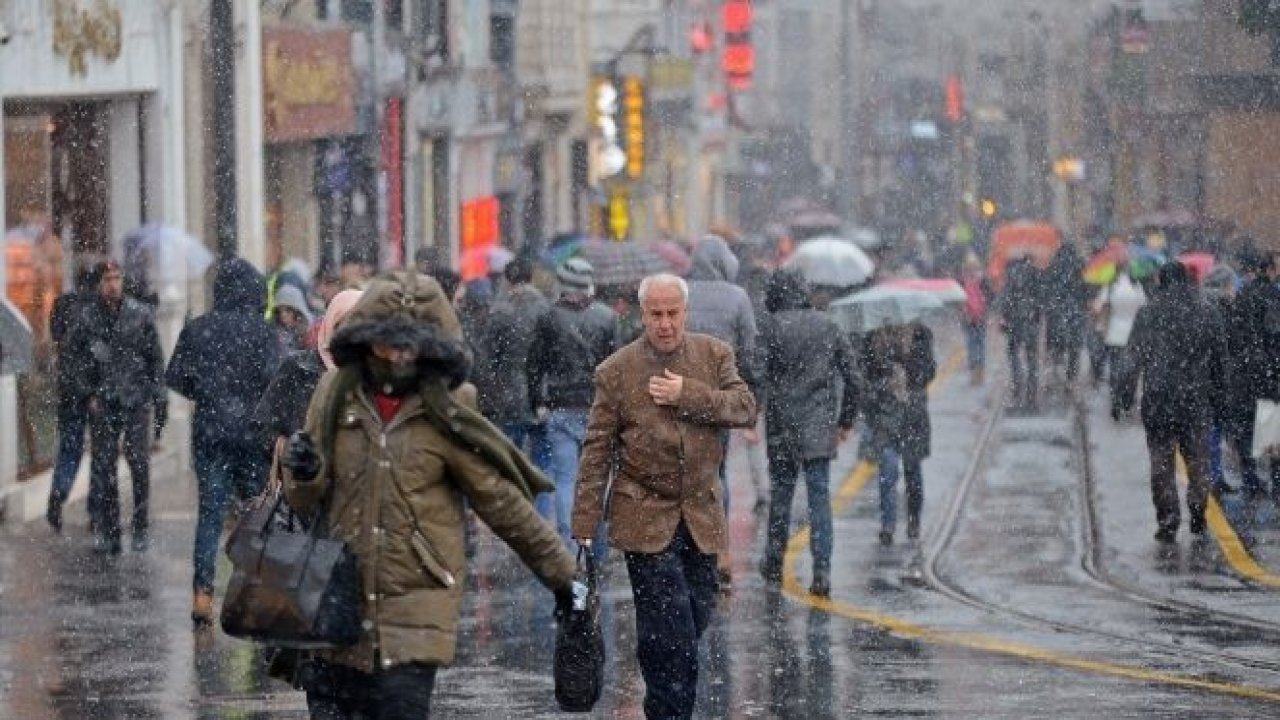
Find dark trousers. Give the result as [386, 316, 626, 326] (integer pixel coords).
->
[626, 522, 719, 720]
[305, 660, 437, 719]
[1006, 329, 1038, 406]
[764, 454, 832, 573]
[50, 407, 98, 517]
[1109, 347, 1138, 416]
[1146, 421, 1210, 533]
[89, 404, 151, 542]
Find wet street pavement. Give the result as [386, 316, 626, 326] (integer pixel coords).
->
[5, 333, 1280, 718]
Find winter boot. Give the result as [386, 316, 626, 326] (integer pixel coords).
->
[192, 590, 215, 627]
[45, 492, 65, 534]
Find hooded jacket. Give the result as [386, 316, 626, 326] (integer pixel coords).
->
[283, 270, 574, 673]
[759, 270, 859, 460]
[686, 235, 759, 388]
[166, 257, 280, 451]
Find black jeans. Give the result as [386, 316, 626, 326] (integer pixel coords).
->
[305, 660, 438, 719]
[1145, 421, 1210, 533]
[1006, 328, 1038, 406]
[626, 522, 718, 720]
[89, 403, 151, 542]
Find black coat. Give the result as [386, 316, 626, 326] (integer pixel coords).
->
[475, 284, 550, 423]
[166, 257, 280, 452]
[254, 348, 323, 440]
[50, 289, 96, 413]
[1130, 286, 1227, 431]
[860, 323, 936, 461]
[997, 259, 1043, 339]
[526, 298, 620, 412]
[759, 308, 859, 461]
[63, 295, 165, 411]
[1231, 277, 1280, 403]
[1043, 248, 1087, 351]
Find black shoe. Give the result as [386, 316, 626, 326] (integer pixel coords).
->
[760, 560, 782, 585]
[94, 535, 123, 556]
[878, 530, 894, 546]
[1154, 527, 1177, 544]
[1189, 517, 1206, 536]
[810, 571, 830, 597]
[45, 501, 63, 534]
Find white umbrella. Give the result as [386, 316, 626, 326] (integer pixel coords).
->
[783, 236, 875, 288]
[827, 286, 944, 334]
[124, 223, 214, 283]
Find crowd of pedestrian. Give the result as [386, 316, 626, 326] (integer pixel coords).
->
[41, 230, 948, 720]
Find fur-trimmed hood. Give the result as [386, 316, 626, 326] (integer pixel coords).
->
[328, 270, 470, 387]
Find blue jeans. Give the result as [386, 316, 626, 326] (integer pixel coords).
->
[50, 410, 88, 501]
[193, 443, 268, 591]
[501, 420, 553, 516]
[877, 447, 923, 532]
[964, 321, 986, 373]
[626, 523, 718, 720]
[764, 455, 832, 572]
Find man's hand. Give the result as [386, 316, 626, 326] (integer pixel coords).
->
[648, 369, 684, 406]
[282, 431, 321, 481]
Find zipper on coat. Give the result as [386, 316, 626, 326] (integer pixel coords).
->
[410, 530, 456, 587]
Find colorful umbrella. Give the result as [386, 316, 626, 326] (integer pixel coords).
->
[652, 240, 692, 276]
[987, 221, 1062, 287]
[877, 277, 967, 304]
[1127, 244, 1166, 281]
[1177, 252, 1215, 284]
[1083, 240, 1129, 285]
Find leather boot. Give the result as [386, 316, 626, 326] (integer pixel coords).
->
[192, 590, 215, 627]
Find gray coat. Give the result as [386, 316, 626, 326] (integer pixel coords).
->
[475, 284, 550, 423]
[686, 236, 758, 388]
[760, 309, 859, 460]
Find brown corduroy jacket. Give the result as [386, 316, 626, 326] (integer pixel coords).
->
[571, 333, 757, 554]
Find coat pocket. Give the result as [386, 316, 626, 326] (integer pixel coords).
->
[410, 530, 456, 588]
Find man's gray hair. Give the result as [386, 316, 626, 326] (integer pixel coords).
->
[638, 273, 689, 304]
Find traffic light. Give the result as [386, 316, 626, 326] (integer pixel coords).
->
[721, 1, 754, 91]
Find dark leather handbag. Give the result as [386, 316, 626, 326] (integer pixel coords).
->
[553, 548, 605, 712]
[220, 476, 361, 649]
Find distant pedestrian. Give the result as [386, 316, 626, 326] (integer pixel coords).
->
[1129, 262, 1227, 542]
[45, 263, 105, 533]
[862, 320, 936, 545]
[1043, 245, 1088, 386]
[959, 254, 990, 386]
[997, 256, 1043, 411]
[255, 289, 363, 444]
[572, 273, 756, 720]
[279, 270, 576, 719]
[61, 260, 167, 554]
[476, 256, 551, 459]
[757, 270, 858, 596]
[1094, 266, 1147, 419]
[272, 283, 314, 355]
[166, 257, 280, 626]
[1227, 250, 1280, 500]
[526, 258, 620, 547]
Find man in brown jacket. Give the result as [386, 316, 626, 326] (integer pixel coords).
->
[281, 270, 576, 718]
[572, 273, 756, 720]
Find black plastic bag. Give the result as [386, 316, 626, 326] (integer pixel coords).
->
[554, 549, 605, 712]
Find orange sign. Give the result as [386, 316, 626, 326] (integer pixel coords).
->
[263, 28, 356, 143]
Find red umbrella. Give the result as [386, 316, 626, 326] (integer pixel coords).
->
[652, 240, 692, 275]
[1177, 252, 1215, 284]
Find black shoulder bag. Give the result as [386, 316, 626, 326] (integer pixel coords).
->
[220, 461, 361, 649]
[553, 547, 605, 712]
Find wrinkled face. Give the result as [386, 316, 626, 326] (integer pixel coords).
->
[100, 268, 124, 304]
[641, 282, 686, 353]
[371, 342, 418, 367]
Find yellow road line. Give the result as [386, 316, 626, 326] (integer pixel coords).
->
[1173, 455, 1280, 588]
[779, 366, 1280, 702]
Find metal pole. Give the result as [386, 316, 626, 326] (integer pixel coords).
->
[210, 0, 237, 255]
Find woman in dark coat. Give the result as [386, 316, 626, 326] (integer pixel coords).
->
[861, 320, 936, 545]
[255, 289, 364, 443]
[1044, 244, 1088, 385]
[758, 270, 859, 596]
